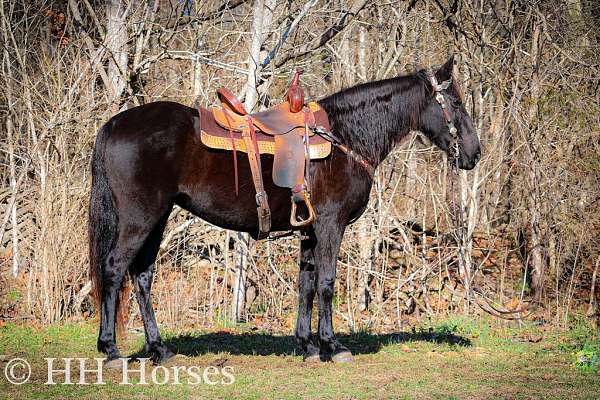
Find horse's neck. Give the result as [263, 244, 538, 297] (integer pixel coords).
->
[337, 103, 419, 166]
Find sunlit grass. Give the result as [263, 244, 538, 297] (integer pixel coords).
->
[0, 317, 598, 399]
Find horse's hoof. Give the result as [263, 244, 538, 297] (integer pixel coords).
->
[104, 358, 126, 369]
[303, 353, 321, 363]
[331, 351, 354, 363]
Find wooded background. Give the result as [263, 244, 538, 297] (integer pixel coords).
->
[0, 0, 598, 333]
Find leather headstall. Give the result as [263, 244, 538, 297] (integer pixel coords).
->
[427, 73, 460, 168]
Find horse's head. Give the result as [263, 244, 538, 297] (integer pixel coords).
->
[419, 56, 481, 170]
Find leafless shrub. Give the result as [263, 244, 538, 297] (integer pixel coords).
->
[0, 0, 598, 331]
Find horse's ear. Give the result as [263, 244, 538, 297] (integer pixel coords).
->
[435, 55, 454, 82]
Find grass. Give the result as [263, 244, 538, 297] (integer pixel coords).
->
[0, 317, 599, 399]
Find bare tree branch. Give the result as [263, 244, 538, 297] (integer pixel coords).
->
[274, 0, 369, 68]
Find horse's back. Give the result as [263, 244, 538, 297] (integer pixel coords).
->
[105, 101, 198, 142]
[100, 101, 199, 199]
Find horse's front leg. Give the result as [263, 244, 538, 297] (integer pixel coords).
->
[295, 233, 320, 362]
[314, 219, 353, 362]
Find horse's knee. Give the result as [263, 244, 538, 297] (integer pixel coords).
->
[133, 268, 153, 295]
[299, 259, 315, 272]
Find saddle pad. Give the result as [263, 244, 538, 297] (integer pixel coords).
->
[198, 107, 332, 159]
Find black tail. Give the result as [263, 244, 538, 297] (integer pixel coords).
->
[88, 122, 129, 333]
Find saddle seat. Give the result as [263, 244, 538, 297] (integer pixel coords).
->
[214, 88, 318, 136]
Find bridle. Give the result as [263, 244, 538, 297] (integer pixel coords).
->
[427, 73, 460, 170]
[425, 72, 528, 319]
[314, 72, 462, 177]
[428, 72, 472, 316]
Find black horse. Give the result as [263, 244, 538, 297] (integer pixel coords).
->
[89, 56, 480, 365]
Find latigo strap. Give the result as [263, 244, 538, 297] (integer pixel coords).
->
[241, 118, 271, 238]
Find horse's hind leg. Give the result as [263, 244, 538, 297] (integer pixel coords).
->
[97, 227, 150, 362]
[130, 212, 174, 365]
[97, 206, 171, 364]
[295, 233, 320, 362]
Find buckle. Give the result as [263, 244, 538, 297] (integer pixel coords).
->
[255, 191, 267, 207]
[448, 123, 458, 137]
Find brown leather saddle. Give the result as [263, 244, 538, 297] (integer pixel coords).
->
[199, 71, 332, 238]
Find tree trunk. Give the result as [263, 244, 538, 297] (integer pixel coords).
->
[106, 0, 129, 113]
[243, 0, 266, 111]
[193, 30, 205, 100]
[231, 232, 250, 322]
[231, 0, 276, 323]
[1, 4, 19, 277]
[526, 22, 544, 301]
[358, 24, 367, 81]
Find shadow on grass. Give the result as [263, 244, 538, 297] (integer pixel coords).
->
[135, 329, 471, 358]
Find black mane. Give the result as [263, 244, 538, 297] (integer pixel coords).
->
[318, 70, 430, 165]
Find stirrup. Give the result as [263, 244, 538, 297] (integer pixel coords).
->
[290, 190, 316, 228]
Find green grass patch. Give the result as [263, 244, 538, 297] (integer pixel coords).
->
[0, 318, 598, 399]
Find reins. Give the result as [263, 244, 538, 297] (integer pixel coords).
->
[293, 75, 529, 319]
[313, 126, 376, 178]
[427, 71, 529, 320]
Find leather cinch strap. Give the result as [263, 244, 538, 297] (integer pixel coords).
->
[242, 116, 271, 237]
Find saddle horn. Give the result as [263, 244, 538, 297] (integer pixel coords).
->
[287, 70, 304, 113]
